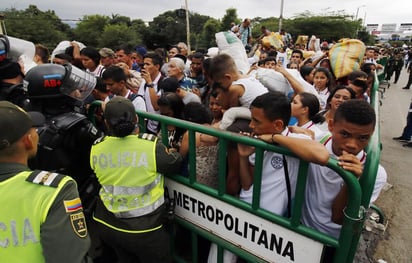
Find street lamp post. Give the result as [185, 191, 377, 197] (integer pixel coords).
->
[355, 5, 366, 38]
[279, 0, 284, 32]
[355, 5, 366, 20]
[185, 0, 191, 53]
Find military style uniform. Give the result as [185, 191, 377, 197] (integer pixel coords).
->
[90, 133, 182, 263]
[0, 163, 91, 263]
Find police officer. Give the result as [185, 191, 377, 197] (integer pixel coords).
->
[90, 96, 183, 263]
[23, 64, 103, 215]
[0, 36, 27, 107]
[0, 101, 91, 262]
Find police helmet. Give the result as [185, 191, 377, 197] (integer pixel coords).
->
[24, 64, 96, 101]
[0, 35, 10, 63]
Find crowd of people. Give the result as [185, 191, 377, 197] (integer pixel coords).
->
[2, 20, 408, 262]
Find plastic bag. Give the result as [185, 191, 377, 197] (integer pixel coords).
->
[329, 39, 365, 79]
[215, 31, 250, 74]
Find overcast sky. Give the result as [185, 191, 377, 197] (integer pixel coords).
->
[1, 0, 410, 30]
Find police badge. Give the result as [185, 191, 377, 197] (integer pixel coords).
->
[70, 212, 88, 238]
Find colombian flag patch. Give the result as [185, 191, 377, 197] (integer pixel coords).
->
[64, 198, 83, 213]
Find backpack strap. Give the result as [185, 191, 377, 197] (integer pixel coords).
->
[127, 92, 145, 102]
[282, 155, 292, 218]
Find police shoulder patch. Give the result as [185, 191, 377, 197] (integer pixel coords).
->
[138, 133, 157, 141]
[69, 212, 88, 238]
[93, 135, 106, 145]
[26, 170, 65, 188]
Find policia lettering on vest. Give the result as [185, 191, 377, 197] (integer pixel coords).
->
[0, 101, 91, 263]
[91, 151, 149, 169]
[90, 96, 183, 263]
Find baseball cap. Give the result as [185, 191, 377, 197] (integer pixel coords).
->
[99, 47, 115, 58]
[134, 46, 147, 57]
[0, 101, 45, 150]
[104, 96, 137, 125]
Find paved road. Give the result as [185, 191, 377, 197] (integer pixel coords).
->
[373, 66, 412, 262]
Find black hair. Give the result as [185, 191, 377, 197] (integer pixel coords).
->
[144, 52, 164, 68]
[361, 63, 376, 75]
[267, 50, 277, 57]
[64, 46, 74, 57]
[291, 49, 303, 59]
[334, 99, 376, 127]
[300, 65, 315, 79]
[250, 91, 290, 128]
[168, 45, 181, 53]
[192, 52, 204, 61]
[80, 46, 101, 66]
[94, 77, 108, 93]
[351, 79, 368, 93]
[158, 77, 179, 93]
[157, 92, 185, 120]
[263, 56, 277, 64]
[102, 66, 127, 82]
[298, 92, 324, 124]
[183, 102, 212, 124]
[314, 67, 333, 87]
[326, 85, 356, 109]
[347, 70, 368, 82]
[115, 44, 133, 55]
[157, 92, 186, 144]
[54, 53, 72, 62]
[202, 57, 212, 77]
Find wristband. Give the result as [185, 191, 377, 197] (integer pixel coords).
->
[146, 83, 154, 88]
[271, 133, 276, 143]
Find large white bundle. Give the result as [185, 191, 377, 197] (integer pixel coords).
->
[252, 68, 318, 96]
[252, 68, 291, 95]
[51, 40, 85, 61]
[215, 31, 250, 75]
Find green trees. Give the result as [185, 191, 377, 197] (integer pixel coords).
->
[2, 5, 71, 50]
[198, 18, 221, 48]
[142, 10, 189, 49]
[220, 8, 240, 31]
[72, 15, 110, 47]
[1, 5, 373, 51]
[288, 13, 359, 42]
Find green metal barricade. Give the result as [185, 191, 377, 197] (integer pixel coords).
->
[87, 80, 381, 262]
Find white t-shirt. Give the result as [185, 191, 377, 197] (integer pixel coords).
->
[240, 128, 311, 216]
[87, 64, 105, 77]
[138, 73, 162, 133]
[104, 90, 146, 112]
[232, 77, 268, 108]
[316, 88, 330, 111]
[300, 120, 330, 142]
[301, 138, 387, 238]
